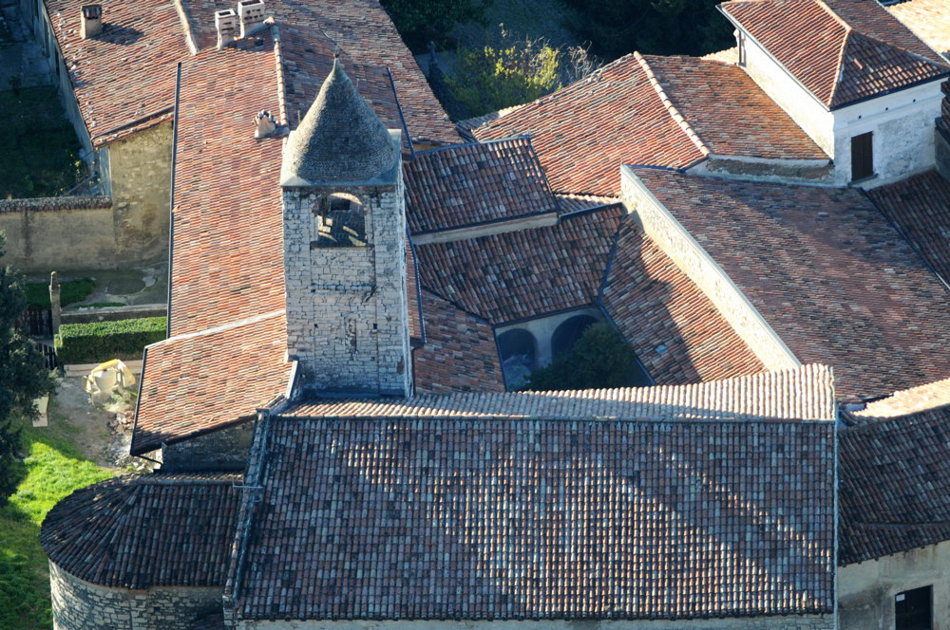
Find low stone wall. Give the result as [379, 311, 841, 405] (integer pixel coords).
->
[50, 561, 222, 630]
[162, 421, 255, 472]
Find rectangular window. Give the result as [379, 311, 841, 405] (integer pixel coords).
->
[851, 132, 874, 181]
[895, 585, 932, 630]
[738, 32, 747, 67]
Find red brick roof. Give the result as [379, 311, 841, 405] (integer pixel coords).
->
[721, 0, 949, 109]
[41, 474, 241, 588]
[867, 170, 950, 288]
[472, 54, 706, 196]
[472, 53, 829, 196]
[404, 137, 559, 234]
[603, 220, 766, 385]
[839, 405, 950, 564]
[641, 55, 827, 160]
[233, 414, 834, 620]
[417, 206, 622, 324]
[628, 168, 950, 398]
[132, 311, 292, 455]
[412, 290, 505, 394]
[44, 0, 190, 146]
[181, 0, 457, 145]
[168, 35, 285, 337]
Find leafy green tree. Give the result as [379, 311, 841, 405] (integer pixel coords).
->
[380, 0, 492, 52]
[523, 323, 639, 391]
[448, 36, 561, 117]
[563, 0, 733, 60]
[0, 233, 55, 504]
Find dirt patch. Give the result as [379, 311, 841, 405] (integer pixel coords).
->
[49, 375, 149, 472]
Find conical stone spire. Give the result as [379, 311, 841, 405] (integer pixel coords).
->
[281, 58, 399, 186]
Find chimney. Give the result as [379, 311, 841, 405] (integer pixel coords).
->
[80, 4, 102, 39]
[237, 0, 266, 39]
[215, 9, 238, 48]
[254, 110, 277, 138]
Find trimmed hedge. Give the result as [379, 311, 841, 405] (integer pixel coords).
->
[54, 317, 166, 364]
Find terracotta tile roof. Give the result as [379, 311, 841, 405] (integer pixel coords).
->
[472, 53, 830, 196]
[413, 290, 505, 394]
[416, 206, 622, 324]
[472, 54, 706, 196]
[132, 311, 292, 455]
[181, 0, 457, 145]
[628, 168, 950, 399]
[233, 413, 834, 620]
[44, 0, 190, 146]
[641, 55, 828, 160]
[854, 376, 950, 419]
[404, 137, 559, 234]
[888, 0, 950, 56]
[867, 170, 950, 288]
[839, 405, 950, 564]
[602, 220, 766, 385]
[555, 193, 620, 214]
[281, 364, 836, 421]
[41, 474, 241, 588]
[721, 0, 949, 109]
[169, 34, 285, 336]
[406, 244, 423, 343]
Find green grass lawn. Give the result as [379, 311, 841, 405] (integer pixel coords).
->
[0, 406, 112, 630]
[0, 87, 83, 199]
[23, 278, 95, 308]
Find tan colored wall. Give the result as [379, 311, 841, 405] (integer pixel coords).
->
[106, 122, 173, 260]
[839, 540, 950, 630]
[243, 615, 834, 630]
[0, 122, 172, 273]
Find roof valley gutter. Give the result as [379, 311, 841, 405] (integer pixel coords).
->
[386, 66, 414, 157]
[167, 62, 182, 338]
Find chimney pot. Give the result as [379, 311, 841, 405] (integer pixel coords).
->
[215, 9, 238, 48]
[237, 0, 266, 39]
[80, 4, 102, 39]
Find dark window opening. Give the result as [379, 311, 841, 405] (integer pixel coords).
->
[738, 32, 747, 67]
[313, 194, 366, 247]
[851, 131, 874, 181]
[895, 586, 932, 630]
[497, 328, 537, 390]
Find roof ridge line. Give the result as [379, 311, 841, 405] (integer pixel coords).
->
[271, 23, 289, 128]
[815, 0, 852, 33]
[153, 310, 286, 348]
[829, 27, 853, 106]
[634, 52, 710, 158]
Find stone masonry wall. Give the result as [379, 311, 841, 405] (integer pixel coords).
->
[243, 614, 835, 630]
[620, 167, 800, 373]
[161, 421, 255, 472]
[106, 122, 173, 261]
[50, 561, 222, 630]
[283, 166, 412, 397]
[0, 197, 116, 271]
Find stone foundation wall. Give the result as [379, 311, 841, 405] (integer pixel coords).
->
[243, 615, 834, 630]
[49, 561, 222, 630]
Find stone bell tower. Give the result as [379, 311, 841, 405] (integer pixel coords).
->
[280, 59, 411, 397]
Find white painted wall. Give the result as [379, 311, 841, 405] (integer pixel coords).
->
[831, 80, 944, 187]
[736, 29, 946, 186]
[838, 540, 950, 630]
